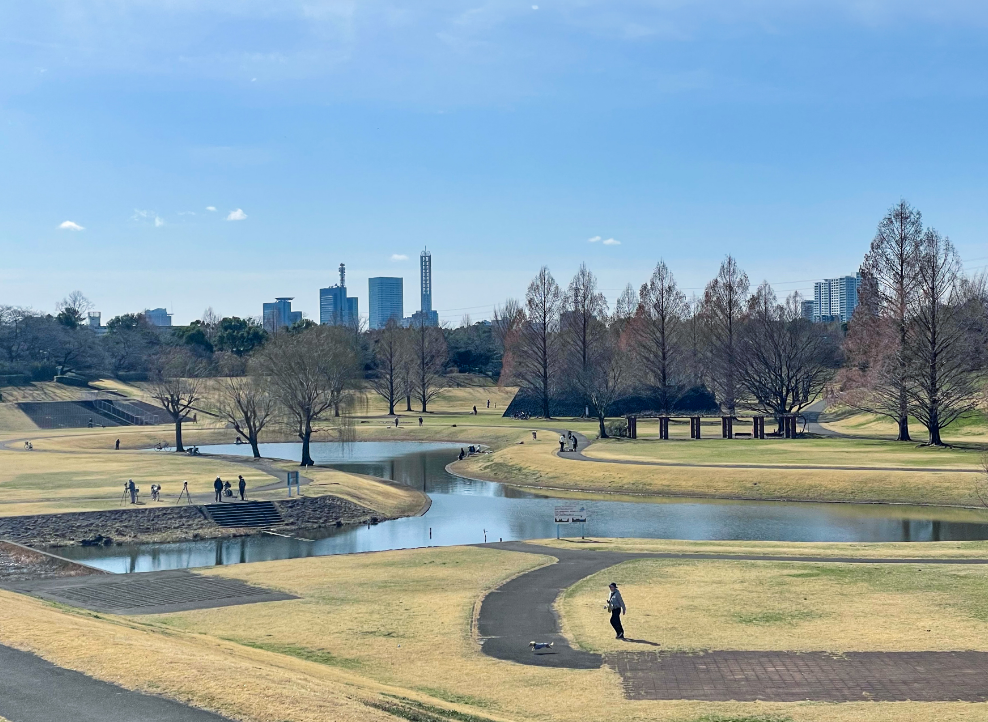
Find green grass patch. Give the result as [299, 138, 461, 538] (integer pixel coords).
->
[732, 610, 821, 626]
[224, 638, 364, 670]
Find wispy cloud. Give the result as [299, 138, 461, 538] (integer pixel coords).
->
[602, 238, 620, 245]
[177, 211, 196, 216]
[587, 235, 601, 243]
[390, 253, 409, 261]
[132, 209, 165, 227]
[226, 208, 247, 221]
[58, 220, 84, 231]
[205, 206, 217, 212]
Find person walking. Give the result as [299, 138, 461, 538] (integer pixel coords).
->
[607, 582, 626, 639]
[558, 434, 566, 453]
[572, 435, 579, 452]
[115, 438, 120, 450]
[395, 417, 399, 428]
[472, 405, 477, 415]
[213, 477, 223, 503]
[238, 475, 247, 501]
[127, 479, 137, 505]
[419, 417, 423, 426]
[486, 399, 490, 409]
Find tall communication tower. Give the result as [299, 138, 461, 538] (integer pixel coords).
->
[420, 249, 432, 314]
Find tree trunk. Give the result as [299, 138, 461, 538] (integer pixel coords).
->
[421, 397, 428, 413]
[897, 416, 911, 442]
[249, 438, 261, 459]
[598, 415, 608, 439]
[300, 420, 314, 466]
[406, 394, 412, 412]
[388, 398, 395, 415]
[174, 419, 184, 452]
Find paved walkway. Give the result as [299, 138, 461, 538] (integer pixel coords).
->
[0, 643, 231, 721]
[2, 569, 297, 615]
[477, 542, 988, 701]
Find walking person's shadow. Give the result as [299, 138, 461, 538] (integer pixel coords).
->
[620, 638, 661, 647]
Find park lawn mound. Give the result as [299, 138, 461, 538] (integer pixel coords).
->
[529, 537, 988, 559]
[582, 436, 982, 470]
[0, 404, 37, 432]
[267, 462, 429, 519]
[562, 557, 988, 656]
[455, 434, 985, 506]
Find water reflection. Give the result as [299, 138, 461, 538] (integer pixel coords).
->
[54, 441, 988, 574]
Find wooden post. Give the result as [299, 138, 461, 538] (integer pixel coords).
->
[692, 416, 701, 439]
[627, 416, 637, 439]
[721, 416, 728, 438]
[659, 417, 669, 440]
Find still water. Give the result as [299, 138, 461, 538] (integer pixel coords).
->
[55, 441, 988, 573]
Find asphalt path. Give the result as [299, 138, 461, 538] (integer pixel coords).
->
[0, 643, 231, 722]
[476, 542, 988, 669]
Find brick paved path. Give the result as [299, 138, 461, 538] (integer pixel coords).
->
[610, 650, 988, 702]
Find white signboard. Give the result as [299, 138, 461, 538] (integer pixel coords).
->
[554, 503, 589, 524]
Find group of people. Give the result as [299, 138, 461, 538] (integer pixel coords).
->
[22, 441, 33, 450]
[558, 432, 580, 453]
[213, 475, 247, 502]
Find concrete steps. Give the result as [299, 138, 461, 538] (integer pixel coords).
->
[203, 501, 283, 528]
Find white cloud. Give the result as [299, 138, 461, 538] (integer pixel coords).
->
[205, 206, 217, 212]
[532, 5, 539, 9]
[226, 208, 247, 221]
[390, 253, 409, 261]
[154, 216, 165, 227]
[58, 221, 84, 231]
[587, 235, 601, 243]
[603, 238, 620, 245]
[132, 209, 164, 227]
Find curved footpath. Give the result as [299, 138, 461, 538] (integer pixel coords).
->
[476, 542, 988, 701]
[0, 643, 231, 722]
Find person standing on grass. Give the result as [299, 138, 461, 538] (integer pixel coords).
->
[558, 434, 566, 452]
[607, 582, 626, 639]
[127, 479, 137, 504]
[213, 477, 223, 503]
[115, 439, 120, 450]
[238, 475, 247, 501]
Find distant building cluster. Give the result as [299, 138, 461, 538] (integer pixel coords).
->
[812, 274, 860, 323]
[261, 247, 439, 333]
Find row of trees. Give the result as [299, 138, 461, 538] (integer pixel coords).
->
[837, 201, 986, 445]
[494, 258, 841, 438]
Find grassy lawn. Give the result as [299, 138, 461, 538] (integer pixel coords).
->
[820, 406, 988, 444]
[455, 433, 987, 506]
[1, 544, 987, 721]
[563, 556, 988, 655]
[583, 436, 982, 469]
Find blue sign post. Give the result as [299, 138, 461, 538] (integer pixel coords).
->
[286, 471, 300, 497]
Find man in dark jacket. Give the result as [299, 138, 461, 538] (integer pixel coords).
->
[213, 477, 223, 503]
[238, 475, 247, 501]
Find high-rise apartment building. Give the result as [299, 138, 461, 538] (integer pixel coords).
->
[262, 297, 302, 332]
[368, 277, 403, 330]
[800, 300, 814, 321]
[813, 274, 861, 323]
[144, 307, 172, 327]
[320, 263, 359, 326]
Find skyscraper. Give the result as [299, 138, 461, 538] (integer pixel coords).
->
[320, 263, 359, 326]
[262, 297, 302, 332]
[369, 277, 403, 330]
[813, 274, 861, 323]
[415, 248, 439, 327]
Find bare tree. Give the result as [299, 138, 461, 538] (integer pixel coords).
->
[614, 283, 639, 322]
[631, 260, 686, 412]
[685, 293, 704, 388]
[411, 318, 448, 412]
[147, 350, 204, 452]
[218, 374, 275, 459]
[585, 324, 629, 438]
[905, 229, 980, 446]
[258, 326, 361, 466]
[369, 318, 407, 415]
[492, 298, 524, 388]
[703, 256, 750, 415]
[848, 200, 924, 441]
[563, 264, 608, 401]
[509, 267, 563, 418]
[56, 291, 94, 317]
[737, 286, 840, 432]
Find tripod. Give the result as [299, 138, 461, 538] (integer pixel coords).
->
[176, 480, 193, 505]
[119, 485, 130, 507]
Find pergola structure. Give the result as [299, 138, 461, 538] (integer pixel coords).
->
[627, 414, 801, 440]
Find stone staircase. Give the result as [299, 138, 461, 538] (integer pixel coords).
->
[203, 501, 283, 528]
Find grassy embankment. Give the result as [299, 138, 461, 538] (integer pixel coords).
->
[4, 542, 988, 721]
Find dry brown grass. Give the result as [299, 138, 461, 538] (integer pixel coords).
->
[456, 434, 986, 506]
[530, 536, 988, 559]
[2, 545, 987, 721]
[563, 557, 988, 654]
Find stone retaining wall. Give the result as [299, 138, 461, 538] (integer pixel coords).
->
[0, 495, 377, 548]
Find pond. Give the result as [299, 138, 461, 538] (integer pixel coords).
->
[55, 441, 988, 573]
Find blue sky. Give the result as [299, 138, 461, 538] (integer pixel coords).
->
[2, 1, 987, 325]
